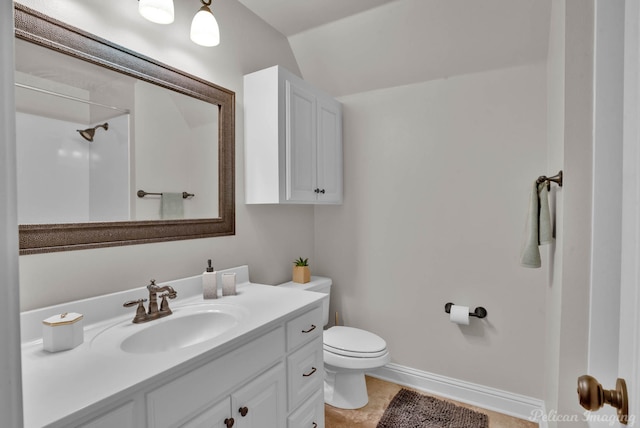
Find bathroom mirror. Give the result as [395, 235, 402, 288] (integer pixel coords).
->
[15, 4, 235, 255]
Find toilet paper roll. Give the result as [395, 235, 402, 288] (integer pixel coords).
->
[449, 305, 470, 325]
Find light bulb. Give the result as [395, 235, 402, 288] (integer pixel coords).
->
[139, 0, 174, 25]
[190, 5, 220, 47]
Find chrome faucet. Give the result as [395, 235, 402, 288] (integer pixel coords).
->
[123, 279, 177, 323]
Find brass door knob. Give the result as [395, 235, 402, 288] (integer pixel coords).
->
[577, 375, 629, 425]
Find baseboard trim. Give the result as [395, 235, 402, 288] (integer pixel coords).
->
[368, 363, 547, 428]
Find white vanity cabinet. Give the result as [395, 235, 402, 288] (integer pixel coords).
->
[21, 279, 326, 428]
[146, 303, 323, 428]
[244, 65, 343, 205]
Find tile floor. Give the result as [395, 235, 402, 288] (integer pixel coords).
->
[325, 376, 539, 428]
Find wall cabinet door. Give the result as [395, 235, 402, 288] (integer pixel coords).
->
[286, 81, 317, 203]
[285, 79, 342, 204]
[315, 97, 342, 203]
[244, 65, 342, 205]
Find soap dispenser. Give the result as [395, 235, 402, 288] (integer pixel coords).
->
[203, 259, 217, 299]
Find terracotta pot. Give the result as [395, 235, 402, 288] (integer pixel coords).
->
[292, 266, 311, 284]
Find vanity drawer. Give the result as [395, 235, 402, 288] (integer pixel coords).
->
[286, 305, 322, 351]
[287, 336, 323, 411]
[288, 390, 324, 428]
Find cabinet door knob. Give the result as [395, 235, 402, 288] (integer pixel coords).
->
[302, 324, 316, 333]
[313, 423, 318, 428]
[319, 189, 325, 194]
[239, 406, 249, 417]
[577, 375, 629, 424]
[224, 417, 235, 427]
[314, 188, 319, 193]
[303, 367, 317, 377]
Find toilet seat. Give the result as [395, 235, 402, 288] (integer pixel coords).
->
[323, 326, 388, 358]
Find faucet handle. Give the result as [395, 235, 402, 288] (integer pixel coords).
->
[159, 293, 173, 314]
[123, 298, 147, 307]
[123, 298, 148, 323]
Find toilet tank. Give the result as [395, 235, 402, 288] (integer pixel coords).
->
[278, 276, 332, 326]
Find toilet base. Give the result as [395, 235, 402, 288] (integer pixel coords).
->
[324, 365, 369, 409]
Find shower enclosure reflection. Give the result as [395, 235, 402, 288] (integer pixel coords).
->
[16, 111, 130, 224]
[15, 37, 219, 224]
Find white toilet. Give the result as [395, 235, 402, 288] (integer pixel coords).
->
[279, 276, 390, 409]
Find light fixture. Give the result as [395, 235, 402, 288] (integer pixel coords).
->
[190, 0, 220, 47]
[138, 0, 174, 25]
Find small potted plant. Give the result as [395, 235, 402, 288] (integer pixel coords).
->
[292, 257, 311, 284]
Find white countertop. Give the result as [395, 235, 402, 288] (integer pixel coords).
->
[20, 266, 323, 428]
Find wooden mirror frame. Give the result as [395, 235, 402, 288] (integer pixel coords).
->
[15, 4, 235, 255]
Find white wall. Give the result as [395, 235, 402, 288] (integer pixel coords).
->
[314, 63, 548, 398]
[1, 0, 23, 424]
[16, 0, 314, 310]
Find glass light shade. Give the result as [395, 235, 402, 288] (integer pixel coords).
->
[190, 6, 220, 47]
[139, 0, 175, 25]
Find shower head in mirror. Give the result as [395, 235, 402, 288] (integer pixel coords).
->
[77, 123, 109, 142]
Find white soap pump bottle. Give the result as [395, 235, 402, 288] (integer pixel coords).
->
[202, 259, 217, 299]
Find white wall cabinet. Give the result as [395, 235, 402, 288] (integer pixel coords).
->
[244, 65, 343, 204]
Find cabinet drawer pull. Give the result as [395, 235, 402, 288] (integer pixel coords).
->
[224, 417, 234, 427]
[313, 423, 318, 428]
[303, 367, 317, 377]
[239, 406, 249, 417]
[301, 324, 316, 334]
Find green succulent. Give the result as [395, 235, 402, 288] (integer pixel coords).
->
[293, 257, 309, 267]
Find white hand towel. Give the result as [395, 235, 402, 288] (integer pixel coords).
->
[520, 181, 553, 268]
[538, 184, 553, 245]
[160, 192, 184, 219]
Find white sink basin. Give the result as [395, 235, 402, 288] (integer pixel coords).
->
[92, 304, 246, 354]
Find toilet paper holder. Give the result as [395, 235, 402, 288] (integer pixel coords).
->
[444, 302, 487, 319]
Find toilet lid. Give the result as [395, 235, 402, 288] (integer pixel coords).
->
[324, 326, 388, 357]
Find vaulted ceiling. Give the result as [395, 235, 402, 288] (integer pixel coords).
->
[236, 0, 552, 97]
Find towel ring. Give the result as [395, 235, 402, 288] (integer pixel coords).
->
[536, 170, 563, 190]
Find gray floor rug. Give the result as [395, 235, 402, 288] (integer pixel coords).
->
[377, 388, 489, 428]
